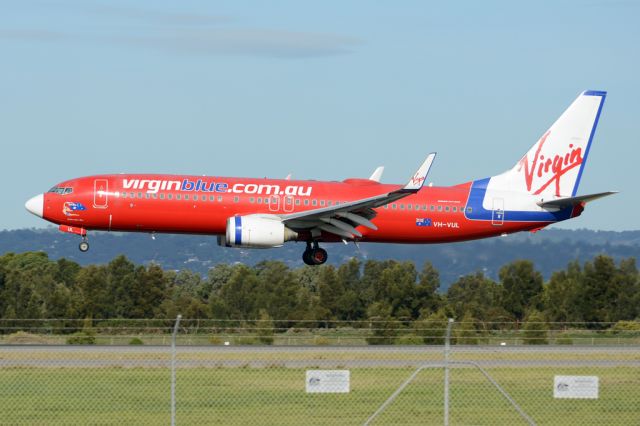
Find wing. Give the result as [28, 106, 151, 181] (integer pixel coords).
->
[280, 153, 436, 239]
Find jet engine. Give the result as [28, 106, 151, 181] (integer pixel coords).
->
[220, 215, 298, 248]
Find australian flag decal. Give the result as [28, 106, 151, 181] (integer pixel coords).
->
[416, 218, 432, 227]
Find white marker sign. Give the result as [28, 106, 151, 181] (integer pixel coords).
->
[306, 370, 350, 393]
[554, 375, 599, 399]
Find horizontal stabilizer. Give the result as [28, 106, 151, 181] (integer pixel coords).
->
[537, 191, 618, 208]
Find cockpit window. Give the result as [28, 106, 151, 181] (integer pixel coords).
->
[48, 187, 73, 195]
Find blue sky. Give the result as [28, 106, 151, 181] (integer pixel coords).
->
[2, 1, 638, 231]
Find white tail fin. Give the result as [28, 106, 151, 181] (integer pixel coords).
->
[490, 90, 606, 198]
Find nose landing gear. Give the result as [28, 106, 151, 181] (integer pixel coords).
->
[302, 241, 328, 266]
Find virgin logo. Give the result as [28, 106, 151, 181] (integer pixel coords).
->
[517, 131, 583, 196]
[410, 174, 426, 186]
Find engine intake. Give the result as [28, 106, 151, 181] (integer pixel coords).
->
[223, 215, 297, 248]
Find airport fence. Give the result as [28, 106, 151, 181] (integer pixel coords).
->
[0, 318, 638, 425]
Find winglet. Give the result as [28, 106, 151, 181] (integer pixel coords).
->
[369, 166, 384, 182]
[402, 153, 436, 192]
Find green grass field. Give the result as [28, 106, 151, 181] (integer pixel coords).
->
[1, 366, 638, 425]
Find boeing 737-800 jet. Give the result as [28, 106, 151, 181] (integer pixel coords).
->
[25, 91, 615, 265]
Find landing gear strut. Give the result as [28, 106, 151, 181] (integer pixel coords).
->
[302, 241, 328, 266]
[79, 237, 89, 252]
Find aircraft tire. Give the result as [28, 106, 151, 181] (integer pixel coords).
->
[79, 241, 89, 252]
[311, 248, 328, 265]
[302, 250, 314, 265]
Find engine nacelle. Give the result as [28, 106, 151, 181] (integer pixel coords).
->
[223, 215, 298, 248]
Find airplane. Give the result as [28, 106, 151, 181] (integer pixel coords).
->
[25, 90, 616, 265]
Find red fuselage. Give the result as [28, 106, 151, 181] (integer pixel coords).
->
[39, 174, 565, 243]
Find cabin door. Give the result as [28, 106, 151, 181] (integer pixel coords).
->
[268, 195, 280, 212]
[93, 179, 109, 209]
[491, 198, 504, 225]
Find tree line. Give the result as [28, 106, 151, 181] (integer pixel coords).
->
[0, 251, 638, 327]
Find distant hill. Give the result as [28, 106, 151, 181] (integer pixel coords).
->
[2, 227, 639, 289]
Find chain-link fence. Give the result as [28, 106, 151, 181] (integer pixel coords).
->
[0, 318, 638, 425]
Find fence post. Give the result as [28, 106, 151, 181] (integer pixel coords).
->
[171, 314, 182, 426]
[444, 318, 454, 426]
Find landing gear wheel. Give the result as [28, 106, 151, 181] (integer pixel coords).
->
[311, 248, 328, 265]
[302, 247, 328, 265]
[79, 241, 89, 252]
[302, 250, 314, 265]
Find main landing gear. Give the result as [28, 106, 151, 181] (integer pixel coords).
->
[78, 237, 89, 252]
[302, 241, 328, 266]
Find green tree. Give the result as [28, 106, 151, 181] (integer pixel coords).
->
[415, 261, 442, 315]
[578, 255, 617, 325]
[105, 255, 135, 317]
[256, 309, 275, 344]
[252, 261, 300, 320]
[211, 264, 258, 319]
[373, 261, 418, 320]
[446, 271, 501, 321]
[543, 261, 583, 322]
[499, 260, 543, 321]
[453, 311, 481, 345]
[335, 258, 365, 320]
[129, 264, 167, 318]
[413, 310, 449, 344]
[522, 310, 549, 345]
[75, 265, 109, 319]
[366, 302, 398, 345]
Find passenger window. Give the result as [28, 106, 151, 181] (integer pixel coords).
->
[184, 195, 190, 200]
[138, 192, 143, 198]
[176, 194, 181, 200]
[257, 198, 262, 204]
[249, 197, 255, 203]
[193, 195, 198, 201]
[152, 194, 157, 199]
[312, 200, 317, 206]
[415, 204, 420, 210]
[452, 206, 457, 212]
[304, 200, 309, 206]
[327, 201, 332, 206]
[295, 199, 301, 205]
[400, 204, 404, 210]
[209, 195, 215, 201]
[145, 193, 150, 199]
[438, 205, 442, 211]
[122, 192, 127, 198]
[407, 204, 412, 210]
[320, 200, 325, 206]
[445, 206, 450, 212]
[392, 204, 397, 209]
[168, 194, 173, 200]
[159, 194, 165, 199]
[467, 207, 472, 213]
[218, 196, 223, 202]
[430, 205, 435, 211]
[233, 196, 239, 203]
[383, 205, 388, 209]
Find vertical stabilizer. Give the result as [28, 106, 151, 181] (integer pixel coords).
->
[490, 90, 606, 198]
